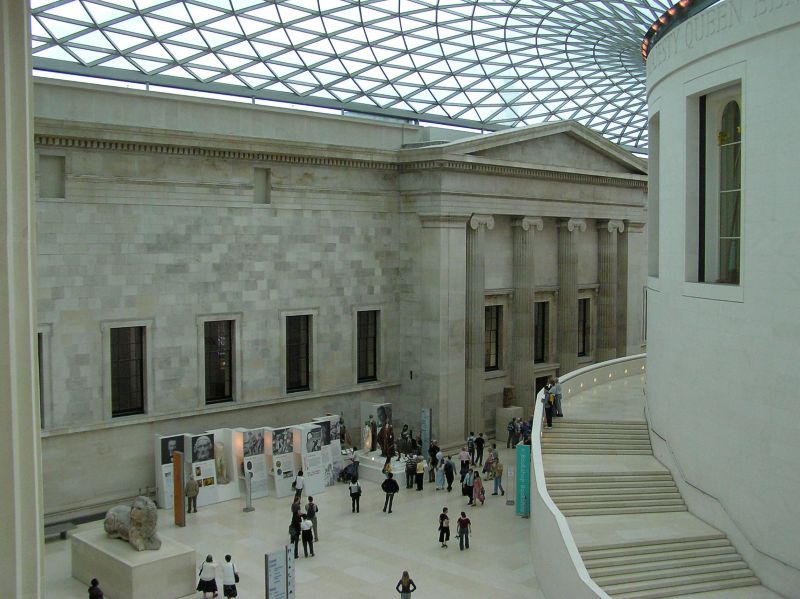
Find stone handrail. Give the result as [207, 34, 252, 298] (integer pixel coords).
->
[529, 354, 646, 599]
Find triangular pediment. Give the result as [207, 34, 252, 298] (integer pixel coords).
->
[411, 121, 647, 175]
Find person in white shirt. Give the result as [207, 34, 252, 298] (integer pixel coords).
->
[300, 514, 315, 557]
[293, 470, 305, 499]
[196, 554, 218, 599]
[349, 478, 362, 513]
[221, 554, 238, 598]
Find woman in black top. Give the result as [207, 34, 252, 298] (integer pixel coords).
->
[395, 571, 416, 598]
[438, 507, 450, 548]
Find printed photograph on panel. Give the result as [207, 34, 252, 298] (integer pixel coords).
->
[243, 429, 265, 458]
[330, 418, 340, 441]
[377, 404, 392, 429]
[306, 428, 322, 453]
[192, 434, 214, 462]
[160, 435, 185, 465]
[272, 428, 293, 455]
[318, 420, 331, 446]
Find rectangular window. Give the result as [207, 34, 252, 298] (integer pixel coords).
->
[534, 301, 548, 363]
[578, 298, 590, 357]
[485, 305, 501, 371]
[111, 326, 145, 417]
[204, 320, 234, 403]
[357, 310, 378, 383]
[286, 315, 310, 392]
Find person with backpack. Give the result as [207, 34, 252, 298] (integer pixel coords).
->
[305, 496, 319, 542]
[443, 455, 455, 492]
[475, 433, 485, 466]
[466, 432, 476, 464]
[349, 477, 362, 513]
[381, 472, 400, 513]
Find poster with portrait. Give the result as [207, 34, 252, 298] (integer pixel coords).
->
[156, 434, 188, 509]
[314, 414, 344, 483]
[160, 435, 185, 465]
[240, 428, 268, 498]
[376, 404, 392, 429]
[266, 427, 296, 498]
[191, 434, 216, 494]
[294, 424, 325, 496]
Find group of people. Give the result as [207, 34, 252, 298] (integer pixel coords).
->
[289, 487, 320, 559]
[196, 554, 240, 598]
[542, 377, 564, 428]
[437, 506, 473, 550]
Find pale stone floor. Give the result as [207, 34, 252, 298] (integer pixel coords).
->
[45, 445, 543, 599]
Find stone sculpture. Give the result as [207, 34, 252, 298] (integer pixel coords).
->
[103, 495, 161, 551]
[215, 441, 229, 484]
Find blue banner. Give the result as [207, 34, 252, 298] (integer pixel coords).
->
[515, 445, 531, 517]
[420, 408, 431, 459]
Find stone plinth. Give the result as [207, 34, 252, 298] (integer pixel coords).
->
[495, 406, 524, 444]
[71, 527, 195, 599]
[353, 449, 405, 483]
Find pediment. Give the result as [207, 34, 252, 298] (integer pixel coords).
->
[425, 121, 647, 176]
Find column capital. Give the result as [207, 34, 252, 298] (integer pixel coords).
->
[598, 219, 625, 233]
[469, 214, 495, 231]
[512, 216, 544, 232]
[558, 218, 587, 233]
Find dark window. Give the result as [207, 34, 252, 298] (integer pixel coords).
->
[286, 315, 310, 392]
[534, 301, 548, 363]
[204, 320, 234, 403]
[357, 310, 378, 383]
[111, 327, 145, 417]
[37, 332, 44, 428]
[578, 298, 590, 357]
[485, 305, 501, 371]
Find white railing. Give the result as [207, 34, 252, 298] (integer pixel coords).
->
[529, 354, 646, 599]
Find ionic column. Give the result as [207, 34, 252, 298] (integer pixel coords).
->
[557, 219, 586, 375]
[512, 216, 543, 413]
[465, 214, 494, 435]
[0, 1, 45, 596]
[597, 220, 625, 361]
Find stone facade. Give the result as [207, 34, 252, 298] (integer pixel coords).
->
[34, 80, 646, 518]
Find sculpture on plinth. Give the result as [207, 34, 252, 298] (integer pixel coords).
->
[377, 423, 395, 458]
[103, 496, 161, 551]
[215, 441, 229, 484]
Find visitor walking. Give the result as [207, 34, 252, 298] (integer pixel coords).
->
[475, 433, 485, 466]
[196, 554, 218, 599]
[289, 510, 302, 558]
[492, 456, 505, 496]
[305, 496, 319, 542]
[462, 469, 474, 505]
[221, 554, 239, 598]
[458, 447, 470, 477]
[428, 440, 440, 482]
[293, 470, 305, 499]
[543, 383, 554, 428]
[87, 578, 103, 599]
[415, 458, 425, 491]
[435, 459, 445, 490]
[300, 514, 315, 557]
[467, 432, 476, 464]
[457, 512, 472, 550]
[381, 472, 399, 513]
[349, 478, 362, 513]
[185, 475, 199, 513]
[395, 571, 417, 598]
[472, 471, 485, 505]
[438, 507, 450, 548]
[552, 376, 564, 417]
[405, 455, 416, 489]
[444, 456, 455, 492]
[506, 418, 515, 448]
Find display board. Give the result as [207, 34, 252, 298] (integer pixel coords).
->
[265, 545, 295, 599]
[360, 402, 391, 452]
[313, 414, 344, 484]
[154, 433, 190, 509]
[190, 433, 217, 507]
[265, 427, 296, 498]
[242, 428, 269, 499]
[515, 445, 531, 517]
[292, 423, 325, 496]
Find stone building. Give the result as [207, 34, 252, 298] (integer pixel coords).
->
[34, 79, 646, 519]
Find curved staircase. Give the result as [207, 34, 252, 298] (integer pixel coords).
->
[541, 387, 772, 598]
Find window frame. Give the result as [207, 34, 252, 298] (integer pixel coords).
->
[102, 319, 154, 420]
[197, 314, 242, 405]
[534, 300, 549, 364]
[577, 297, 591, 358]
[356, 308, 380, 383]
[282, 309, 318, 395]
[37, 324, 53, 429]
[484, 304, 502, 371]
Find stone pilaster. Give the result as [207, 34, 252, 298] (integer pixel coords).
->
[512, 216, 543, 413]
[597, 220, 625, 361]
[0, 0, 44, 596]
[557, 218, 586, 375]
[465, 214, 494, 435]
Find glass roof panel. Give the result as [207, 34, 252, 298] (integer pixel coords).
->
[31, 0, 672, 151]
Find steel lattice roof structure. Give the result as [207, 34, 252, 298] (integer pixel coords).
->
[30, 0, 673, 152]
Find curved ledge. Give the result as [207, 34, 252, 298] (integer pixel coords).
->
[530, 354, 646, 599]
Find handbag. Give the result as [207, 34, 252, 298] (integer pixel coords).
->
[233, 562, 240, 583]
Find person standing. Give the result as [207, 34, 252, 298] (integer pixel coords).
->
[415, 458, 425, 491]
[305, 496, 319, 542]
[542, 383, 554, 428]
[475, 433, 485, 466]
[87, 578, 103, 599]
[349, 477, 362, 513]
[300, 514, 315, 557]
[196, 555, 218, 599]
[513, 419, 522, 446]
[462, 469, 474, 505]
[457, 512, 472, 550]
[405, 455, 416, 489]
[492, 456, 505, 496]
[381, 472, 399, 513]
[427, 440, 440, 482]
[472, 471, 485, 506]
[506, 418, 515, 448]
[438, 506, 450, 548]
[467, 432, 476, 464]
[458, 446, 470, 475]
[289, 509, 302, 558]
[435, 459, 445, 490]
[185, 475, 199, 513]
[293, 470, 305, 499]
[552, 376, 564, 417]
[221, 554, 239, 598]
[396, 571, 417, 598]
[443, 456, 455, 492]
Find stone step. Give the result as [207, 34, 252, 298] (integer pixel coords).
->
[600, 568, 756, 595]
[594, 561, 751, 586]
[562, 505, 688, 516]
[542, 437, 653, 445]
[578, 534, 726, 554]
[542, 448, 653, 455]
[543, 425, 650, 433]
[556, 498, 685, 510]
[552, 491, 683, 503]
[542, 433, 652, 441]
[583, 544, 737, 568]
[546, 472, 672, 482]
[556, 420, 648, 428]
[587, 553, 745, 577]
[610, 577, 761, 599]
[549, 486, 679, 497]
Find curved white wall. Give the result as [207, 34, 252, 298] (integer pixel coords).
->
[646, 2, 800, 595]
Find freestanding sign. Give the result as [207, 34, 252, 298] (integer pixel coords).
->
[265, 546, 295, 598]
[515, 444, 531, 517]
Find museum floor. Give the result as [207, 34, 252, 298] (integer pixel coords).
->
[44, 443, 543, 599]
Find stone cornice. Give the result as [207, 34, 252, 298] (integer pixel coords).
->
[512, 216, 544, 232]
[419, 214, 470, 228]
[469, 213, 495, 231]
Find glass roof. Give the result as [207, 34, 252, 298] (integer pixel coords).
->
[30, 0, 671, 152]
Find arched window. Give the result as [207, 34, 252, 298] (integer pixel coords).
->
[717, 100, 741, 284]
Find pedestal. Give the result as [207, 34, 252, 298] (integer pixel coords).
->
[71, 528, 195, 599]
[353, 450, 405, 483]
[495, 406, 524, 443]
